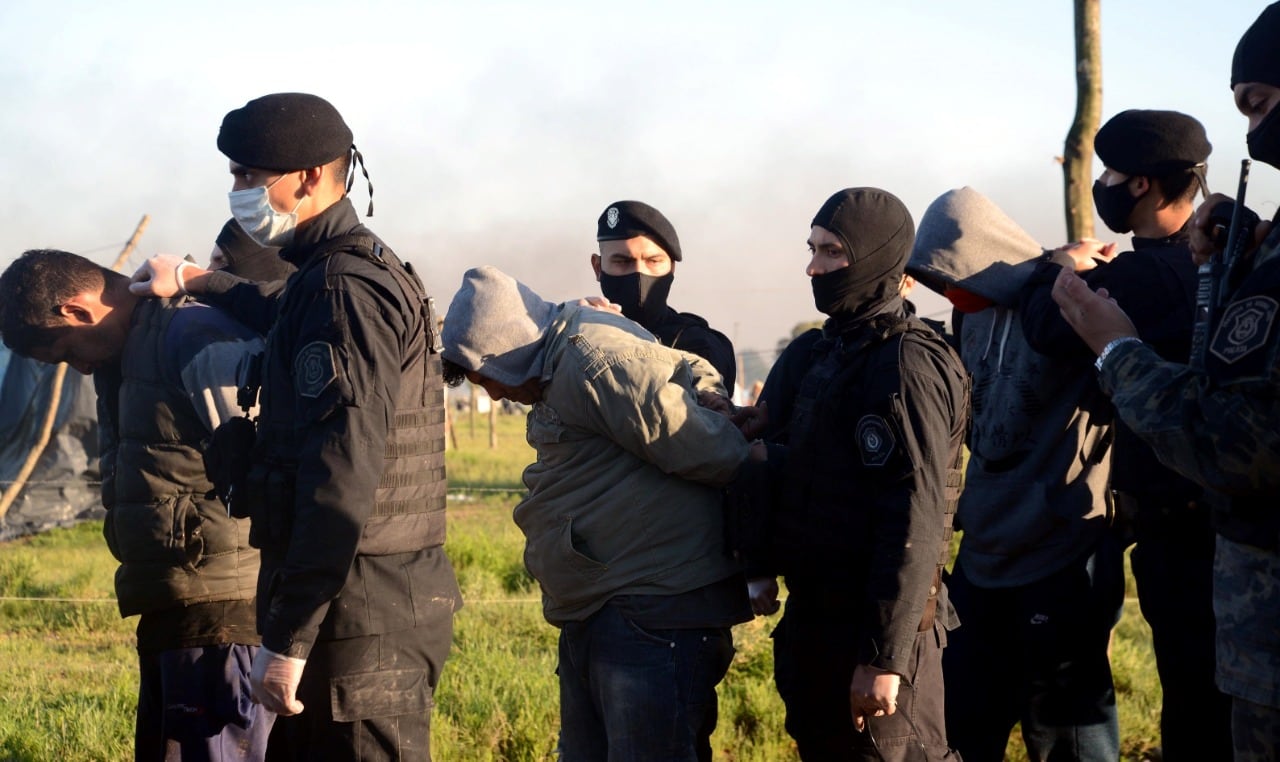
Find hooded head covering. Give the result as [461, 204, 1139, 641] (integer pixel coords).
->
[807, 187, 915, 319]
[213, 219, 294, 282]
[441, 266, 562, 386]
[1232, 3, 1280, 89]
[906, 187, 1044, 307]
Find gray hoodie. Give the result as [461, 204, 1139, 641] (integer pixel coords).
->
[907, 188, 1112, 587]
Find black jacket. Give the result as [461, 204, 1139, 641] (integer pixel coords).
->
[757, 306, 967, 671]
[1020, 234, 1202, 504]
[203, 198, 459, 658]
[646, 308, 737, 395]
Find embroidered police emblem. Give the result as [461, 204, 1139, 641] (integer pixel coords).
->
[1210, 296, 1278, 364]
[606, 206, 620, 229]
[295, 341, 337, 398]
[856, 414, 895, 467]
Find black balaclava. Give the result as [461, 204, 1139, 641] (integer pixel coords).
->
[1233, 4, 1280, 168]
[596, 200, 682, 328]
[214, 218, 295, 282]
[809, 188, 915, 322]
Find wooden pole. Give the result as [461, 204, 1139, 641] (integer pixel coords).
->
[1063, 0, 1102, 240]
[489, 402, 498, 450]
[109, 215, 151, 273]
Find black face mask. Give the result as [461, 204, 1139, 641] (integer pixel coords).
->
[810, 267, 865, 315]
[1092, 179, 1139, 234]
[599, 272, 673, 327]
[1248, 105, 1280, 170]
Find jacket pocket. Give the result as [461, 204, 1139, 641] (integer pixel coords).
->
[329, 668, 432, 722]
[172, 494, 205, 570]
[523, 517, 608, 608]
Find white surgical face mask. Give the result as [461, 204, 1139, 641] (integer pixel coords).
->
[229, 174, 303, 247]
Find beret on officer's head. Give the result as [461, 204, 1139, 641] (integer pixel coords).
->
[596, 201, 682, 262]
[1233, 2, 1280, 89]
[811, 187, 915, 269]
[1094, 110, 1211, 176]
[217, 92, 353, 171]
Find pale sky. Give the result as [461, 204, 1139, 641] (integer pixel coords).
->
[0, 0, 1275, 382]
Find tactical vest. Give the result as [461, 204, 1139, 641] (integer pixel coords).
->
[249, 233, 447, 556]
[104, 298, 258, 616]
[1203, 246, 1280, 551]
[772, 314, 964, 594]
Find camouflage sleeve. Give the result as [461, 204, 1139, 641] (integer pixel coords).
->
[1100, 340, 1280, 496]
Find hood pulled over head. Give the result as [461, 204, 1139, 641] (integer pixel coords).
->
[441, 266, 562, 386]
[906, 187, 1044, 307]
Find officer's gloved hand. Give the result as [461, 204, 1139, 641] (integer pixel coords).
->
[250, 647, 306, 716]
[129, 253, 204, 298]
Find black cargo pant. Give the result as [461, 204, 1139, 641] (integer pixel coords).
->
[773, 588, 959, 761]
[1127, 496, 1231, 762]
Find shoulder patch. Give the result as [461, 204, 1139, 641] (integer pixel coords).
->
[856, 414, 896, 467]
[1210, 296, 1278, 365]
[295, 341, 337, 399]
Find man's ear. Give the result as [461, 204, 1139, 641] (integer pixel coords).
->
[56, 293, 99, 326]
[1130, 176, 1152, 198]
[590, 253, 602, 282]
[300, 166, 325, 196]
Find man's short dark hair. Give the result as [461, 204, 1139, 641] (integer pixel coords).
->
[0, 249, 120, 356]
[441, 357, 469, 388]
[1153, 168, 1203, 205]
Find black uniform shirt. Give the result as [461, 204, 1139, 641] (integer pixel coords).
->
[1020, 233, 1202, 499]
[646, 308, 737, 395]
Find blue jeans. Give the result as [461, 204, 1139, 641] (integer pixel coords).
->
[136, 644, 273, 762]
[944, 537, 1124, 762]
[556, 602, 736, 762]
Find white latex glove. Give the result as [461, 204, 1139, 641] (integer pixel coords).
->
[130, 254, 201, 297]
[250, 646, 307, 716]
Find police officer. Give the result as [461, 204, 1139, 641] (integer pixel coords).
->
[593, 200, 737, 394]
[747, 188, 966, 760]
[1053, 5, 1280, 757]
[1019, 109, 1231, 761]
[131, 92, 460, 760]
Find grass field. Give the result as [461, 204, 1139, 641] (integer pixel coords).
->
[0, 413, 1161, 760]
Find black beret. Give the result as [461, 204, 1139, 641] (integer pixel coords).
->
[1232, 3, 1280, 89]
[1094, 110, 1211, 176]
[217, 93, 353, 171]
[214, 219, 295, 282]
[596, 200, 682, 261]
[811, 187, 914, 269]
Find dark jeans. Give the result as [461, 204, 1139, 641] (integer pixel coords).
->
[1130, 507, 1232, 762]
[773, 590, 958, 762]
[136, 643, 273, 762]
[556, 602, 736, 762]
[265, 620, 453, 762]
[944, 539, 1124, 762]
